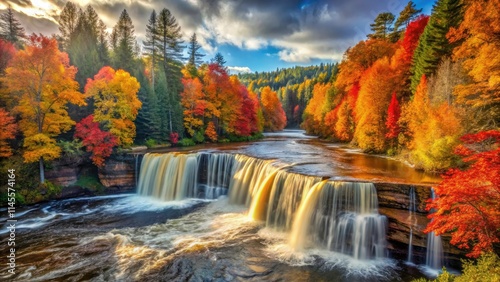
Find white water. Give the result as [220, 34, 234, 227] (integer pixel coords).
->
[408, 186, 417, 263]
[425, 188, 444, 270]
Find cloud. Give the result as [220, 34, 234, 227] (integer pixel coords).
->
[227, 66, 252, 74]
[0, 0, 412, 63]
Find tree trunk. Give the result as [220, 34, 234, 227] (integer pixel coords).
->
[39, 157, 45, 184]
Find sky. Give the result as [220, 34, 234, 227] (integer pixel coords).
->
[0, 0, 434, 74]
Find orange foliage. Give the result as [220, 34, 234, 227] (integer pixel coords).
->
[354, 57, 396, 152]
[85, 66, 141, 146]
[205, 121, 217, 142]
[4, 34, 85, 163]
[0, 108, 17, 157]
[181, 76, 205, 136]
[448, 0, 500, 126]
[260, 86, 286, 131]
[334, 100, 353, 141]
[425, 130, 500, 258]
[385, 92, 401, 140]
[335, 39, 396, 93]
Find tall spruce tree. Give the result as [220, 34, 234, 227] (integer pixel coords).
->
[368, 12, 395, 39]
[111, 9, 136, 72]
[0, 6, 26, 48]
[58, 2, 78, 51]
[213, 52, 226, 67]
[391, 1, 422, 41]
[410, 0, 464, 93]
[155, 8, 184, 135]
[187, 33, 204, 67]
[143, 10, 158, 87]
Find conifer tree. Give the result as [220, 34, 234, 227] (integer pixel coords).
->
[213, 52, 226, 67]
[368, 12, 395, 39]
[143, 10, 158, 87]
[410, 0, 464, 93]
[391, 1, 422, 41]
[0, 6, 26, 48]
[58, 2, 78, 51]
[187, 33, 204, 68]
[111, 9, 136, 73]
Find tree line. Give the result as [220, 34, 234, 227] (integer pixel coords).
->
[0, 3, 286, 186]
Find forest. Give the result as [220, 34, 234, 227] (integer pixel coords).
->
[0, 0, 499, 277]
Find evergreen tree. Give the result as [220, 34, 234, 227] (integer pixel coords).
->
[96, 19, 110, 65]
[213, 52, 226, 67]
[410, 0, 464, 93]
[111, 9, 136, 72]
[391, 1, 422, 41]
[0, 6, 26, 48]
[368, 12, 395, 39]
[187, 33, 204, 68]
[155, 8, 184, 135]
[58, 2, 79, 51]
[143, 10, 158, 87]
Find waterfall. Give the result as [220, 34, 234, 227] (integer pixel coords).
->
[136, 152, 389, 261]
[137, 153, 198, 201]
[289, 181, 387, 260]
[408, 186, 417, 263]
[426, 188, 444, 269]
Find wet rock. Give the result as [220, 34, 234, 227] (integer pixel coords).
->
[46, 157, 82, 186]
[98, 155, 137, 191]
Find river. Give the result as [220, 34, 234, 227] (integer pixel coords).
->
[1, 130, 443, 281]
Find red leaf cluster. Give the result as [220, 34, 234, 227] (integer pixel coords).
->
[75, 115, 117, 167]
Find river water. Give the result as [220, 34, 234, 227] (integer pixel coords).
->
[1, 130, 440, 281]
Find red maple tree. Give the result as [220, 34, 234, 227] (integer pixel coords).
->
[385, 92, 401, 140]
[75, 115, 117, 167]
[425, 130, 500, 257]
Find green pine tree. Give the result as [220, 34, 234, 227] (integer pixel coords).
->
[391, 1, 422, 41]
[0, 5, 26, 48]
[410, 0, 464, 93]
[111, 9, 137, 73]
[368, 12, 395, 39]
[58, 2, 78, 51]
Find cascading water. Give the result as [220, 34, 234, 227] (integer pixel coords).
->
[408, 186, 417, 263]
[137, 152, 388, 261]
[426, 188, 444, 269]
[290, 181, 387, 260]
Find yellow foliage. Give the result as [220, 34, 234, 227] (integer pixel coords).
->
[205, 121, 217, 142]
[85, 67, 141, 146]
[3, 35, 84, 164]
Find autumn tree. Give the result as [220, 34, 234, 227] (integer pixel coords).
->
[425, 130, 500, 258]
[84, 66, 141, 147]
[260, 86, 286, 131]
[0, 6, 26, 48]
[447, 0, 500, 131]
[75, 115, 117, 167]
[354, 57, 395, 152]
[385, 92, 401, 143]
[403, 75, 463, 171]
[0, 108, 17, 157]
[181, 76, 205, 136]
[4, 34, 85, 183]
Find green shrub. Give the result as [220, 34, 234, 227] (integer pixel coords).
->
[178, 138, 195, 147]
[57, 140, 84, 158]
[413, 253, 500, 282]
[193, 131, 205, 143]
[75, 175, 105, 193]
[44, 181, 62, 197]
[144, 138, 157, 148]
